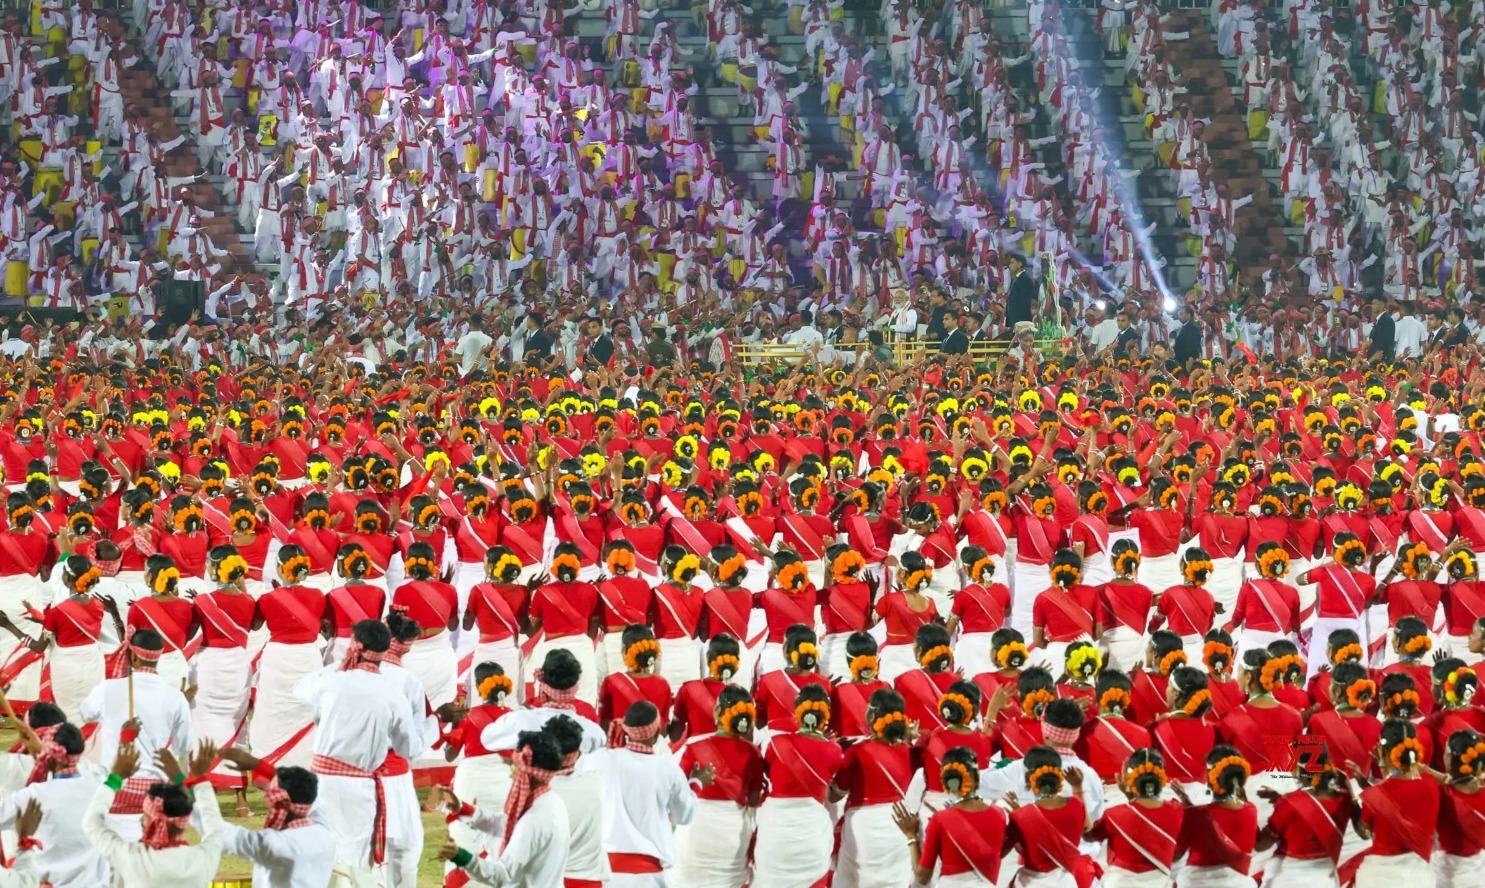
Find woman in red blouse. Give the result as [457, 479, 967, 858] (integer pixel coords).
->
[460, 545, 526, 702]
[651, 545, 705, 688]
[390, 539, 460, 709]
[528, 541, 600, 704]
[1426, 660, 1485, 769]
[284, 491, 340, 594]
[757, 551, 818, 675]
[1130, 630, 1186, 725]
[1152, 666, 1218, 793]
[894, 746, 1011, 886]
[597, 540, 656, 680]
[820, 544, 875, 682]
[1098, 539, 1152, 673]
[1032, 548, 1102, 671]
[1004, 745, 1097, 888]
[755, 625, 831, 734]
[447, 662, 516, 864]
[1077, 670, 1150, 785]
[598, 624, 673, 731]
[1056, 640, 1100, 712]
[832, 631, 891, 741]
[248, 544, 326, 769]
[1309, 661, 1383, 779]
[1305, 628, 1366, 716]
[673, 634, 743, 742]
[1173, 746, 1258, 888]
[1153, 547, 1218, 665]
[1381, 617, 1437, 717]
[1219, 649, 1305, 803]
[1255, 749, 1356, 887]
[753, 683, 844, 887]
[190, 545, 256, 795]
[698, 544, 756, 686]
[675, 684, 765, 886]
[1226, 541, 1300, 664]
[1194, 479, 1249, 615]
[973, 628, 1028, 724]
[896, 623, 961, 732]
[1351, 720, 1442, 887]
[128, 552, 198, 692]
[873, 551, 940, 682]
[221, 497, 274, 594]
[33, 552, 106, 723]
[835, 688, 916, 888]
[1089, 748, 1185, 888]
[160, 495, 210, 580]
[1436, 729, 1485, 887]
[1265, 639, 1314, 713]
[915, 680, 995, 812]
[948, 544, 1011, 678]
[1203, 630, 1244, 717]
[1119, 477, 1185, 595]
[1374, 542, 1444, 667]
[321, 543, 388, 662]
[1442, 548, 1485, 657]
[1295, 532, 1375, 682]
[992, 668, 1055, 759]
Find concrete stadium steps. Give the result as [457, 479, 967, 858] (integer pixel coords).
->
[108, 14, 254, 273]
[1157, 10, 1292, 280]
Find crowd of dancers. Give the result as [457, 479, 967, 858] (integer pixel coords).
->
[0, 333, 1469, 886]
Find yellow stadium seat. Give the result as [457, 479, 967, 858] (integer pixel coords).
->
[1247, 110, 1269, 142]
[86, 139, 102, 175]
[107, 294, 130, 322]
[464, 144, 479, 173]
[673, 172, 691, 198]
[81, 236, 99, 264]
[729, 258, 746, 281]
[33, 168, 63, 205]
[52, 200, 75, 229]
[720, 63, 738, 84]
[5, 261, 28, 297]
[18, 139, 42, 168]
[482, 169, 498, 202]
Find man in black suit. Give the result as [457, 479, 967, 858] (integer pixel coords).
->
[1114, 310, 1141, 358]
[524, 312, 553, 362]
[1367, 294, 1395, 360]
[1005, 255, 1036, 326]
[964, 312, 994, 349]
[1172, 305, 1203, 364]
[586, 317, 615, 367]
[939, 311, 968, 355]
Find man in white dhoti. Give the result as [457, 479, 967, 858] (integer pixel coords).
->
[440, 728, 571, 888]
[293, 619, 423, 888]
[544, 714, 611, 886]
[77, 628, 192, 834]
[601, 701, 708, 886]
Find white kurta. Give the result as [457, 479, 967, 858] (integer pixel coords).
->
[83, 782, 225, 888]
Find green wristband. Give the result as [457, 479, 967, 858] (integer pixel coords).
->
[171, 773, 186, 785]
[452, 848, 474, 868]
[105, 773, 124, 791]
